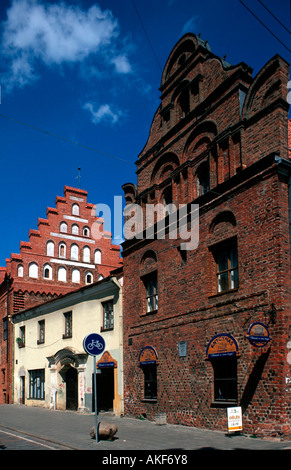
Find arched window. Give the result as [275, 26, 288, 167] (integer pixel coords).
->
[83, 226, 90, 237]
[43, 264, 52, 280]
[58, 267, 67, 282]
[94, 249, 101, 264]
[60, 222, 67, 233]
[72, 224, 79, 235]
[72, 268, 80, 283]
[71, 244, 79, 261]
[29, 263, 38, 279]
[85, 272, 93, 284]
[197, 161, 210, 196]
[46, 241, 54, 257]
[72, 204, 79, 216]
[83, 246, 90, 263]
[177, 87, 190, 118]
[17, 265, 24, 277]
[59, 243, 66, 258]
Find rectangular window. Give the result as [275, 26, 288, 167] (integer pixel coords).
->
[63, 311, 72, 338]
[215, 245, 238, 293]
[102, 301, 114, 331]
[29, 369, 45, 400]
[143, 364, 157, 400]
[37, 320, 45, 345]
[144, 273, 158, 313]
[18, 326, 25, 347]
[212, 357, 238, 404]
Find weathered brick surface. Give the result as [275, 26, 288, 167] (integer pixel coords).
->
[122, 34, 291, 438]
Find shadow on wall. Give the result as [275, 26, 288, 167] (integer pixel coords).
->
[240, 347, 271, 413]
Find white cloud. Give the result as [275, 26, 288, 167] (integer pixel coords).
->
[181, 15, 200, 36]
[111, 54, 132, 74]
[1, 0, 132, 89]
[83, 102, 123, 125]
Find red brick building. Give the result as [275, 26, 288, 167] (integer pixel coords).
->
[0, 185, 122, 403]
[122, 33, 291, 438]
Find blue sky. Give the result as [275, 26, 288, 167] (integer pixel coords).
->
[0, 0, 290, 266]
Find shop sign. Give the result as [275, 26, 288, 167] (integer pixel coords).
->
[227, 406, 243, 433]
[206, 333, 239, 359]
[139, 346, 158, 365]
[97, 350, 117, 368]
[247, 322, 271, 348]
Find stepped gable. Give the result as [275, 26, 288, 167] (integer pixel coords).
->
[2, 185, 122, 305]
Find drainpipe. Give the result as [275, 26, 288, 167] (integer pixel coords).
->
[5, 274, 11, 404]
[274, 156, 291, 256]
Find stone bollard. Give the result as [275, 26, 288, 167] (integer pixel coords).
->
[90, 422, 118, 441]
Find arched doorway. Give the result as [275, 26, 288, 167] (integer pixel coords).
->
[65, 366, 78, 411]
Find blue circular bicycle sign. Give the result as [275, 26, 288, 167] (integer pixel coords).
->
[83, 333, 105, 356]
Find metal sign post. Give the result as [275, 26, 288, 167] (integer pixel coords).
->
[83, 333, 105, 444]
[93, 355, 98, 442]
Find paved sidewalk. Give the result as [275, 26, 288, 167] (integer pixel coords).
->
[0, 404, 290, 451]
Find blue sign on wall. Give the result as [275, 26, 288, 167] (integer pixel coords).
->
[247, 322, 271, 348]
[83, 333, 105, 356]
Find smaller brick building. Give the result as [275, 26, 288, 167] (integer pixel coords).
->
[122, 34, 291, 438]
[0, 185, 122, 404]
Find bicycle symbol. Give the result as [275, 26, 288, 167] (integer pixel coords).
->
[87, 339, 104, 351]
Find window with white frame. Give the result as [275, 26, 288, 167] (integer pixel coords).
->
[43, 264, 52, 280]
[58, 266, 67, 282]
[72, 204, 79, 216]
[83, 226, 90, 237]
[94, 249, 101, 264]
[28, 263, 38, 279]
[46, 241, 54, 256]
[85, 272, 93, 284]
[72, 268, 80, 283]
[72, 224, 79, 235]
[59, 243, 66, 258]
[83, 246, 90, 263]
[17, 265, 24, 277]
[60, 222, 67, 233]
[71, 244, 79, 261]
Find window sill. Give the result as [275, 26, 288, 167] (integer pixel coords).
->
[28, 398, 45, 401]
[100, 327, 114, 332]
[140, 309, 158, 317]
[62, 334, 72, 339]
[37, 340, 45, 345]
[208, 288, 238, 299]
[141, 399, 157, 403]
[211, 400, 238, 408]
